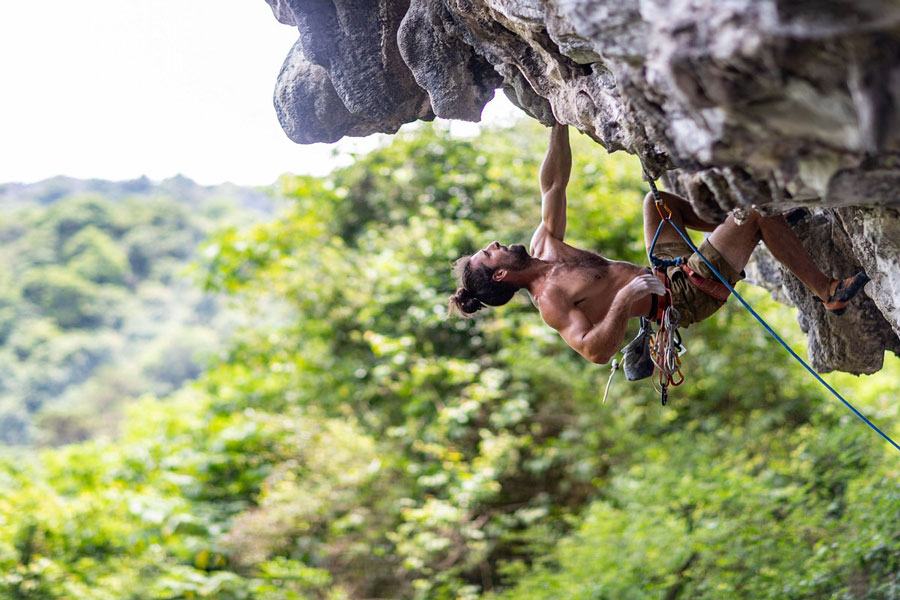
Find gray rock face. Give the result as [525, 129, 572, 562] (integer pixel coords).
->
[270, 0, 435, 143]
[265, 0, 900, 373]
[399, 0, 504, 121]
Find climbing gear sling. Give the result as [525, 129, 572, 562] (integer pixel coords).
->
[602, 359, 620, 404]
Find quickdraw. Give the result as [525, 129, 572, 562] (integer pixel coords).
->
[648, 303, 685, 405]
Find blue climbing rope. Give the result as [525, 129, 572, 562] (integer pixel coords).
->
[645, 176, 900, 454]
[647, 218, 684, 269]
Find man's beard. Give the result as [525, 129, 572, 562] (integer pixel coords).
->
[509, 244, 529, 268]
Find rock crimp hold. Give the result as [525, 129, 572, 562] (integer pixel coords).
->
[265, 0, 900, 374]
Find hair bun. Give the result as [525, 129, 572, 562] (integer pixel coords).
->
[450, 287, 485, 317]
[461, 295, 484, 314]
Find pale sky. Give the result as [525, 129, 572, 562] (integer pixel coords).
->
[0, 1, 518, 186]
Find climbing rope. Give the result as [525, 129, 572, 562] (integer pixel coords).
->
[642, 172, 900, 454]
[645, 177, 684, 270]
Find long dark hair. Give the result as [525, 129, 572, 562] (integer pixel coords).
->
[448, 256, 519, 317]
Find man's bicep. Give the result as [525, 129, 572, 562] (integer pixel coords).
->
[540, 186, 567, 241]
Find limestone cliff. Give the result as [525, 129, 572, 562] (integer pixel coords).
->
[265, 0, 900, 374]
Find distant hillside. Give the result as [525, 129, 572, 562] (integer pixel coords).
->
[0, 176, 278, 445]
[0, 174, 276, 217]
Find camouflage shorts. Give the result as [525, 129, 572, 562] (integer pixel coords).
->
[653, 238, 744, 327]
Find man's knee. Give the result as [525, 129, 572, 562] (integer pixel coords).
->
[643, 192, 669, 219]
[738, 211, 765, 240]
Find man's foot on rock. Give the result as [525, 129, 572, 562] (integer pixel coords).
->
[824, 272, 870, 316]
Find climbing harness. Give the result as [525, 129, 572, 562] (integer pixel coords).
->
[639, 173, 688, 405]
[637, 167, 900, 454]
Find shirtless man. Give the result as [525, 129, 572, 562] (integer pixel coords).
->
[449, 123, 869, 364]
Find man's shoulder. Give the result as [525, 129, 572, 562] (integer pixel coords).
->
[529, 223, 555, 257]
[530, 227, 586, 260]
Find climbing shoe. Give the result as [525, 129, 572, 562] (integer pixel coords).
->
[622, 318, 654, 381]
[824, 272, 870, 316]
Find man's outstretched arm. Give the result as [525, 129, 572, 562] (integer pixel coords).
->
[539, 275, 664, 364]
[537, 123, 571, 241]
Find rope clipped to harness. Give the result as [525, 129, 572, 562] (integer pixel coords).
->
[639, 166, 900, 453]
[645, 173, 683, 271]
[642, 168, 687, 404]
[617, 165, 727, 404]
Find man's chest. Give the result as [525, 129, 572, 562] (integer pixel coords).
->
[541, 267, 619, 323]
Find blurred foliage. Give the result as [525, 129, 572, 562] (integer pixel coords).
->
[63, 225, 130, 285]
[0, 120, 898, 599]
[0, 185, 268, 444]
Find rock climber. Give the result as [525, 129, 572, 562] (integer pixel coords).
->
[449, 123, 869, 365]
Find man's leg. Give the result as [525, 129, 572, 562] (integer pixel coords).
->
[705, 212, 764, 275]
[645, 193, 865, 308]
[643, 191, 717, 250]
[756, 215, 832, 300]
[708, 212, 841, 302]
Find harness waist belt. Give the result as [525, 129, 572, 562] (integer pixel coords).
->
[681, 264, 730, 302]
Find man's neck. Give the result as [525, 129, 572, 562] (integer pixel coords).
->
[517, 259, 553, 297]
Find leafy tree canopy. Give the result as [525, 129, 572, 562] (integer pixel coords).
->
[0, 121, 898, 599]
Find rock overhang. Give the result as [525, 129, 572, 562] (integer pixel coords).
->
[265, 0, 900, 374]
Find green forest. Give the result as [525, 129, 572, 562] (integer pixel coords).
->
[1, 121, 899, 599]
[0, 178, 273, 445]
